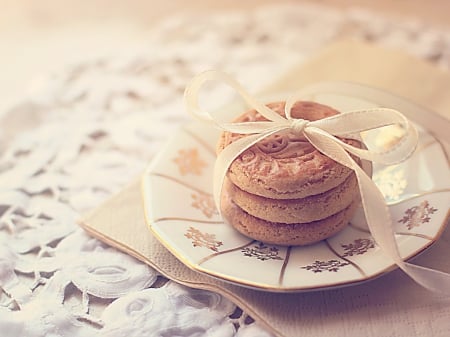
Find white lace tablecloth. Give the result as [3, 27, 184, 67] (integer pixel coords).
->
[1, 4, 450, 336]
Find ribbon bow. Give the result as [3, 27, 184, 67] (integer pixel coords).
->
[184, 70, 450, 294]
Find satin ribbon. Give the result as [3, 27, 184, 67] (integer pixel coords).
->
[184, 70, 450, 294]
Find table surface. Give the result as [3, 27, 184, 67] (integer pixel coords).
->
[0, 2, 449, 337]
[1, 0, 450, 114]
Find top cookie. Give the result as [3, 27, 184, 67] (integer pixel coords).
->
[217, 101, 360, 199]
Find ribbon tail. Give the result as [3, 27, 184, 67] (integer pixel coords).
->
[305, 129, 450, 295]
[355, 156, 450, 295]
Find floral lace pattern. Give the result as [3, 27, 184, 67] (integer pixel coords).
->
[1, 3, 450, 336]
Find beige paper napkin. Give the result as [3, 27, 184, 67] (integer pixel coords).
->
[263, 40, 450, 121]
[79, 40, 450, 337]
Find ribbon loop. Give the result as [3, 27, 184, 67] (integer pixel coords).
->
[184, 70, 450, 295]
[184, 70, 286, 125]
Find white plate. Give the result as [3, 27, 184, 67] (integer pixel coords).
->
[142, 82, 450, 292]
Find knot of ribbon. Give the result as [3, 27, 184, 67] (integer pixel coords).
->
[290, 119, 308, 134]
[184, 70, 450, 294]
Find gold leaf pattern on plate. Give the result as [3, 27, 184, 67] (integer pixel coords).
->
[241, 242, 283, 261]
[301, 260, 350, 273]
[341, 238, 375, 257]
[398, 200, 438, 230]
[173, 148, 207, 175]
[184, 226, 223, 252]
[191, 192, 218, 218]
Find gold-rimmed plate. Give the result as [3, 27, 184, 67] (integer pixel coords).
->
[141, 82, 450, 292]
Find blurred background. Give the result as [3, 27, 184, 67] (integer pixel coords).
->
[0, 0, 449, 114]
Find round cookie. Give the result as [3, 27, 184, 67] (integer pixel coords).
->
[225, 173, 358, 224]
[217, 101, 361, 199]
[221, 192, 360, 246]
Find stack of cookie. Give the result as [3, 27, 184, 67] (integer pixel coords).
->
[217, 101, 362, 246]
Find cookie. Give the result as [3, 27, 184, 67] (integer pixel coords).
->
[217, 101, 361, 199]
[225, 173, 358, 224]
[221, 192, 359, 246]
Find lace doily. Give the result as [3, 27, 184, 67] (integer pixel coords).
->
[1, 4, 450, 336]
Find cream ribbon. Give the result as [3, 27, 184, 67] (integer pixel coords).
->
[184, 70, 450, 294]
